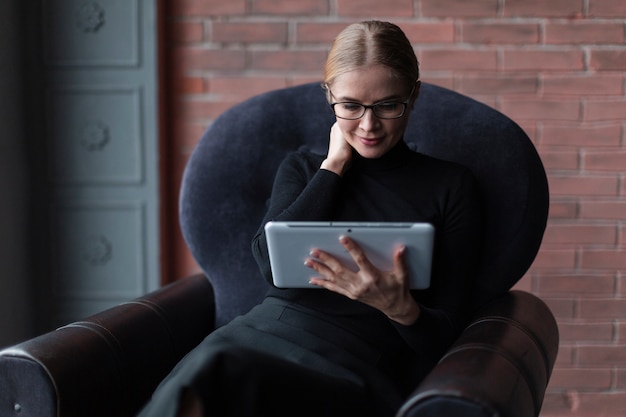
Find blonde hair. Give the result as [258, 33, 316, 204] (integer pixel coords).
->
[323, 21, 419, 93]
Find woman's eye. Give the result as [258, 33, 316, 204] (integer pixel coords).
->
[377, 103, 399, 112]
[341, 103, 362, 111]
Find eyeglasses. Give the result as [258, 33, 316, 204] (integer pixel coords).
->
[329, 84, 416, 120]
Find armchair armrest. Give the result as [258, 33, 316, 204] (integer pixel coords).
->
[397, 290, 559, 417]
[0, 274, 215, 417]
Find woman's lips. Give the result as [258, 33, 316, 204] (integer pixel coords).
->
[358, 136, 383, 146]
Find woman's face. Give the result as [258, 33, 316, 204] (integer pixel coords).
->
[329, 65, 417, 159]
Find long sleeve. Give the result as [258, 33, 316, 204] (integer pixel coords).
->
[393, 169, 482, 359]
[251, 151, 340, 283]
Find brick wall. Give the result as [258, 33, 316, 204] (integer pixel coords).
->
[162, 1, 626, 415]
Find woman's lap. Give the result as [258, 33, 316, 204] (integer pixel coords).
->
[136, 298, 404, 417]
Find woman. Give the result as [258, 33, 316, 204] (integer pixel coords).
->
[138, 20, 482, 417]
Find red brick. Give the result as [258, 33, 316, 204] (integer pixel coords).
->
[209, 76, 288, 101]
[212, 22, 288, 44]
[531, 249, 576, 269]
[590, 49, 626, 71]
[553, 345, 575, 367]
[549, 368, 613, 389]
[422, 76, 454, 91]
[458, 75, 538, 95]
[290, 75, 325, 86]
[502, 48, 585, 71]
[543, 297, 576, 319]
[169, 0, 246, 16]
[170, 21, 205, 43]
[420, 49, 498, 71]
[616, 368, 626, 389]
[549, 175, 619, 197]
[171, 120, 208, 148]
[544, 224, 616, 245]
[582, 250, 626, 270]
[337, 0, 413, 17]
[589, 0, 626, 17]
[296, 23, 349, 44]
[499, 99, 580, 121]
[250, 50, 327, 71]
[543, 391, 626, 416]
[536, 274, 616, 296]
[585, 100, 626, 122]
[545, 22, 625, 45]
[178, 99, 235, 121]
[421, 0, 498, 17]
[504, 0, 584, 18]
[175, 76, 206, 94]
[581, 201, 626, 220]
[461, 22, 539, 44]
[584, 151, 626, 172]
[547, 201, 578, 219]
[540, 124, 621, 147]
[401, 22, 456, 44]
[542, 74, 624, 96]
[540, 150, 579, 171]
[578, 344, 626, 364]
[619, 276, 626, 296]
[172, 47, 246, 72]
[252, 0, 329, 15]
[617, 322, 626, 342]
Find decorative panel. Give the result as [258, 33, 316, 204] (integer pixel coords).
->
[43, 0, 139, 66]
[47, 86, 143, 184]
[51, 201, 145, 298]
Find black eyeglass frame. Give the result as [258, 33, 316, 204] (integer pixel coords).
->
[328, 83, 417, 120]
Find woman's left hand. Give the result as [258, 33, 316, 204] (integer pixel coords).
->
[305, 235, 421, 325]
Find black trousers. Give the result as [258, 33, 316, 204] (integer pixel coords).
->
[136, 298, 405, 417]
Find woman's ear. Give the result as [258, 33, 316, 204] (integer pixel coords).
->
[321, 82, 332, 103]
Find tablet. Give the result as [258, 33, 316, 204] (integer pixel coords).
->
[264, 221, 434, 289]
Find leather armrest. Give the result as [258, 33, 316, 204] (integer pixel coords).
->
[397, 290, 559, 417]
[0, 274, 215, 417]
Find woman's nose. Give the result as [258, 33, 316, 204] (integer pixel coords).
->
[359, 108, 380, 130]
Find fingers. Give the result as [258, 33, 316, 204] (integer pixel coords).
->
[338, 235, 374, 271]
[305, 244, 356, 294]
[305, 254, 352, 296]
[393, 245, 407, 274]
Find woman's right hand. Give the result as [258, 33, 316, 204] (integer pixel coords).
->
[320, 122, 352, 177]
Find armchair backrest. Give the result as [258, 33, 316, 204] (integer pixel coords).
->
[180, 82, 549, 327]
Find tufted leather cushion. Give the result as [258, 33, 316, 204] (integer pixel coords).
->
[397, 291, 559, 417]
[0, 274, 214, 417]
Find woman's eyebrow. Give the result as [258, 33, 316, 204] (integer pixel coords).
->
[336, 93, 403, 103]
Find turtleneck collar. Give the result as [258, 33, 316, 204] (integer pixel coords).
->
[350, 140, 412, 172]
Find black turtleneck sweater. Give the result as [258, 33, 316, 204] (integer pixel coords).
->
[251, 140, 482, 385]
